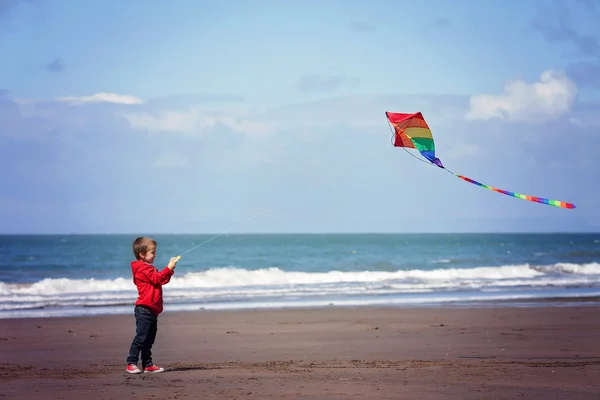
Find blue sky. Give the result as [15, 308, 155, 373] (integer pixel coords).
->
[1, 0, 599, 234]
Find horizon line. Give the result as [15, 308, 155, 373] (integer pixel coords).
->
[0, 231, 597, 236]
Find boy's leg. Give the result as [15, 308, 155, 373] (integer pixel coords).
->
[141, 316, 158, 368]
[126, 306, 154, 366]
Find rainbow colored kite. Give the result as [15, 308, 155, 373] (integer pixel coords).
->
[385, 112, 575, 209]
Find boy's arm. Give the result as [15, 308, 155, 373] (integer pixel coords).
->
[136, 263, 175, 286]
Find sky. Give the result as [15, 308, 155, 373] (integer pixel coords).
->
[1, 0, 599, 234]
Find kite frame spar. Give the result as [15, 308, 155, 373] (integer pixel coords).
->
[385, 111, 575, 209]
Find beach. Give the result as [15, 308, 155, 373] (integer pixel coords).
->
[1, 234, 599, 398]
[1, 304, 599, 399]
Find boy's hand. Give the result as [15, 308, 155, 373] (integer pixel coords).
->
[168, 256, 180, 270]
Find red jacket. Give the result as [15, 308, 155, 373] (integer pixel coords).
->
[131, 260, 175, 316]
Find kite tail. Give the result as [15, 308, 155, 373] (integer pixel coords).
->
[444, 169, 575, 209]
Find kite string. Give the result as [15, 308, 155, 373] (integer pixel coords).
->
[178, 137, 391, 258]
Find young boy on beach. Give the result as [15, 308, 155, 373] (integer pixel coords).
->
[126, 236, 179, 374]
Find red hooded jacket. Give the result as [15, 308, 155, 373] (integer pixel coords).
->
[131, 260, 175, 316]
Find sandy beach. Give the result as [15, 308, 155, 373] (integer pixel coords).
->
[1, 305, 599, 399]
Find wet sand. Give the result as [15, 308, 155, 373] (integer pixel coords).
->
[1, 305, 599, 399]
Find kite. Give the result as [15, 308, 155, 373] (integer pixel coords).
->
[385, 112, 575, 209]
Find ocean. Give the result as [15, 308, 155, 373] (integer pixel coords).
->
[1, 233, 599, 319]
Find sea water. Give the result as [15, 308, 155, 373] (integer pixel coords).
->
[1, 233, 599, 318]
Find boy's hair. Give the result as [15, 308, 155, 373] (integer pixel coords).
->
[132, 236, 157, 260]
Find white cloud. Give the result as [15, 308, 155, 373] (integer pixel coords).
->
[56, 92, 144, 105]
[466, 70, 578, 123]
[124, 109, 275, 135]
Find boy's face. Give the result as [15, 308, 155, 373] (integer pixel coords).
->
[141, 246, 156, 264]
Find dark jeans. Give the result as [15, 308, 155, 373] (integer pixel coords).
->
[126, 305, 158, 367]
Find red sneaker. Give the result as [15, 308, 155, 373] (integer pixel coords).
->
[144, 365, 164, 373]
[126, 364, 141, 374]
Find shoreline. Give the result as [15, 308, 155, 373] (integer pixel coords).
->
[3, 292, 600, 320]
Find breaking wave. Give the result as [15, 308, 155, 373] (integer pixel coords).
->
[1, 262, 599, 315]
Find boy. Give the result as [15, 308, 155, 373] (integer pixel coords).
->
[126, 236, 179, 374]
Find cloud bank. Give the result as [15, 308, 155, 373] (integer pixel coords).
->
[1, 68, 596, 233]
[466, 70, 578, 123]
